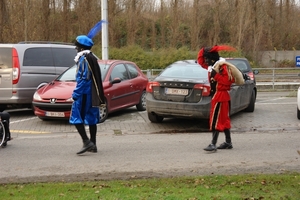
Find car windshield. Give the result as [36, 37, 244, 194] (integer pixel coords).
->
[159, 64, 208, 79]
[56, 63, 109, 81]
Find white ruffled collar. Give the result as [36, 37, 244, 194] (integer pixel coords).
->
[208, 57, 226, 72]
[74, 50, 91, 63]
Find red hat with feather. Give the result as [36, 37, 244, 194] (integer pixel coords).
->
[197, 45, 236, 69]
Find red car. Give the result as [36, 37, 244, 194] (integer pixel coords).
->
[32, 60, 148, 122]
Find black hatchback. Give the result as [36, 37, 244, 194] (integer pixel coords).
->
[145, 58, 259, 123]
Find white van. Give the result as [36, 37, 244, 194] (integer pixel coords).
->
[0, 42, 77, 111]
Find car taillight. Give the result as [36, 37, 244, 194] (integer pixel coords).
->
[194, 84, 210, 96]
[12, 48, 20, 84]
[146, 82, 160, 93]
[247, 72, 254, 80]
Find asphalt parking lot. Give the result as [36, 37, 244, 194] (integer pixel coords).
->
[1, 91, 299, 184]
[7, 91, 300, 137]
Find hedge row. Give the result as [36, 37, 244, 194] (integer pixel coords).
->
[92, 45, 245, 70]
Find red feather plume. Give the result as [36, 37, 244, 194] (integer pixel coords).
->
[209, 45, 236, 53]
[197, 47, 208, 69]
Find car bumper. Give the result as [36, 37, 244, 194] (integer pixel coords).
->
[32, 101, 72, 119]
[146, 94, 211, 119]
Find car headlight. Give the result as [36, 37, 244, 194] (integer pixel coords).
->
[33, 92, 42, 101]
[66, 97, 74, 102]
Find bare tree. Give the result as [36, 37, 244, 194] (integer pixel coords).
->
[42, 0, 51, 41]
[0, 0, 9, 42]
[63, 0, 70, 42]
[2, 0, 300, 60]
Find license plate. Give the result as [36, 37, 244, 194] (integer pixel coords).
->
[165, 88, 188, 95]
[45, 112, 65, 117]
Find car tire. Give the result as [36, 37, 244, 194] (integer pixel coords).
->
[244, 90, 255, 112]
[297, 107, 300, 120]
[147, 112, 164, 123]
[99, 100, 108, 123]
[136, 90, 146, 111]
[0, 105, 7, 112]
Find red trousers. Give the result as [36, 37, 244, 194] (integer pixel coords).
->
[209, 100, 231, 131]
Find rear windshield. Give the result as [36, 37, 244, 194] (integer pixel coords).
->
[0, 48, 12, 69]
[23, 47, 76, 67]
[160, 64, 208, 79]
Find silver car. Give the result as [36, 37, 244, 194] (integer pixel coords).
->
[146, 58, 258, 123]
[0, 42, 76, 111]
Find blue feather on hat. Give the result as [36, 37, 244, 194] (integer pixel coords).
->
[87, 20, 107, 39]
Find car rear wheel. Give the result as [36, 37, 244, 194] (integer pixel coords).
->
[147, 112, 164, 123]
[99, 100, 108, 123]
[136, 90, 146, 111]
[0, 105, 7, 112]
[244, 90, 255, 112]
[297, 107, 300, 119]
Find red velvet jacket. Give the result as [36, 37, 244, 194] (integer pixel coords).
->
[211, 64, 235, 102]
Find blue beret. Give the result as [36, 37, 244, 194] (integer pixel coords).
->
[75, 35, 94, 49]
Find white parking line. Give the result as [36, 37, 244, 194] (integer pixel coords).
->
[256, 102, 296, 105]
[257, 97, 287, 103]
[256, 97, 296, 105]
[10, 117, 37, 124]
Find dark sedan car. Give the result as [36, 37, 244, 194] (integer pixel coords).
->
[32, 60, 148, 122]
[146, 58, 258, 123]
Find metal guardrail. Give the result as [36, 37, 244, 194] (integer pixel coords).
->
[252, 68, 300, 82]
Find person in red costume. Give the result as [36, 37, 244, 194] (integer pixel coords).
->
[197, 45, 236, 152]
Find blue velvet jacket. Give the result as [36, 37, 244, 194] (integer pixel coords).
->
[69, 54, 101, 125]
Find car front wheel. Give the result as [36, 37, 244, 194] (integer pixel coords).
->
[147, 112, 164, 123]
[297, 107, 300, 119]
[99, 101, 108, 123]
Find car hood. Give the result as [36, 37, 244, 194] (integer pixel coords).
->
[38, 81, 76, 99]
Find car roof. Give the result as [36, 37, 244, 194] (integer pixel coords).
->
[0, 42, 76, 48]
[97, 60, 135, 65]
[225, 57, 248, 61]
[172, 60, 198, 64]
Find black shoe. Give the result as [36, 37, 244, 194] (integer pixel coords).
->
[88, 146, 97, 153]
[1, 141, 7, 147]
[217, 142, 233, 149]
[203, 144, 217, 151]
[77, 140, 95, 155]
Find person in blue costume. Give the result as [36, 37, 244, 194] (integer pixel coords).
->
[70, 21, 106, 155]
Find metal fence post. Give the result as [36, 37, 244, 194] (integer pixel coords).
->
[147, 69, 151, 80]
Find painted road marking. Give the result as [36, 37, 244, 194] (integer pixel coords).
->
[10, 117, 51, 134]
[10, 117, 37, 124]
[11, 130, 51, 134]
[256, 102, 296, 105]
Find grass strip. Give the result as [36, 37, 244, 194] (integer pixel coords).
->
[0, 172, 299, 200]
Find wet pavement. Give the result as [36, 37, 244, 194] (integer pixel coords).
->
[8, 91, 300, 137]
[1, 91, 300, 184]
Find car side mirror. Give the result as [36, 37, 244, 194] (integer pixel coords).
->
[253, 70, 259, 75]
[111, 77, 121, 84]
